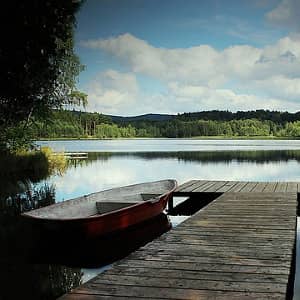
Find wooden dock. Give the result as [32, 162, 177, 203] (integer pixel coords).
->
[53, 152, 88, 159]
[59, 180, 298, 300]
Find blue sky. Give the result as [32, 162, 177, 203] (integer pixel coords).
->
[74, 0, 300, 115]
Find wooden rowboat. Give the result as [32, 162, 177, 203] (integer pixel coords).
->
[22, 179, 177, 239]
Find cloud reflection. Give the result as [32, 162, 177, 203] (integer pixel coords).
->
[48, 151, 300, 201]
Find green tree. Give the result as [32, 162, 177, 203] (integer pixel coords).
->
[0, 0, 86, 151]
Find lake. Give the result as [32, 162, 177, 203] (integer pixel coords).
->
[1, 138, 300, 299]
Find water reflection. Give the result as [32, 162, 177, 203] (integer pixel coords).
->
[2, 143, 300, 299]
[50, 150, 300, 202]
[1, 263, 82, 300]
[32, 213, 171, 268]
[82, 149, 300, 164]
[0, 182, 83, 299]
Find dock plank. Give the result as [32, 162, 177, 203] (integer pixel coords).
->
[92, 274, 287, 293]
[263, 182, 278, 192]
[251, 182, 268, 192]
[275, 182, 288, 192]
[106, 266, 288, 283]
[202, 181, 228, 192]
[192, 181, 217, 192]
[118, 259, 291, 275]
[216, 181, 239, 192]
[174, 180, 198, 192]
[178, 180, 208, 193]
[287, 182, 298, 193]
[227, 181, 248, 192]
[239, 182, 258, 192]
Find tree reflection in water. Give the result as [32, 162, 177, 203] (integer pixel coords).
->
[80, 149, 300, 165]
[0, 180, 83, 300]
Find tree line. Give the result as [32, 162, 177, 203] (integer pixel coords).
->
[176, 110, 300, 124]
[31, 109, 300, 139]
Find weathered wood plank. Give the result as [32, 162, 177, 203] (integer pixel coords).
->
[106, 267, 288, 284]
[142, 246, 292, 260]
[92, 274, 287, 293]
[186, 216, 295, 222]
[263, 182, 278, 192]
[171, 229, 295, 239]
[227, 181, 248, 192]
[202, 180, 228, 192]
[174, 180, 198, 192]
[169, 226, 295, 235]
[199, 208, 296, 215]
[119, 259, 290, 275]
[192, 181, 217, 192]
[238, 182, 258, 192]
[178, 180, 208, 193]
[131, 252, 291, 267]
[287, 182, 298, 193]
[251, 182, 268, 192]
[160, 238, 293, 250]
[215, 181, 239, 192]
[172, 222, 295, 231]
[275, 182, 288, 192]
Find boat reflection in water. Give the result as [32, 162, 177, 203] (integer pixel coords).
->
[30, 212, 171, 268]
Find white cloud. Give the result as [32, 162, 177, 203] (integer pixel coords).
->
[168, 83, 299, 112]
[82, 32, 300, 114]
[266, 0, 300, 31]
[85, 70, 138, 114]
[83, 33, 300, 83]
[249, 76, 300, 101]
[82, 34, 223, 86]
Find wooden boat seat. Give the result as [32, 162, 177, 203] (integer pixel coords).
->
[96, 201, 139, 214]
[95, 194, 160, 214]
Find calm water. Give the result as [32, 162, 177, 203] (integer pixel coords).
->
[1, 139, 300, 299]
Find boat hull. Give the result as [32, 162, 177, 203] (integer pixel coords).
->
[40, 192, 171, 239]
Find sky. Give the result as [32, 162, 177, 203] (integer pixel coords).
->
[74, 0, 300, 116]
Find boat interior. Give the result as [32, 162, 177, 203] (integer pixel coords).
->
[24, 193, 161, 219]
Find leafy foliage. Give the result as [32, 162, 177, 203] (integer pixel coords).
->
[0, 0, 85, 151]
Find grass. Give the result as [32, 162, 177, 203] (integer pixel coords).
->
[0, 147, 67, 199]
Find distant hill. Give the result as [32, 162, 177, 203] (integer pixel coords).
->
[107, 110, 300, 124]
[107, 113, 175, 123]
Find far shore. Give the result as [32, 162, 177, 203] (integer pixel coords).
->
[35, 136, 300, 141]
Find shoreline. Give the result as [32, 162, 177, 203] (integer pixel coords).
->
[35, 136, 300, 141]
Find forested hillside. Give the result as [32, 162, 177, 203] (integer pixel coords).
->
[31, 109, 300, 139]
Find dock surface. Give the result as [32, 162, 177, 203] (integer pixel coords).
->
[60, 180, 298, 300]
